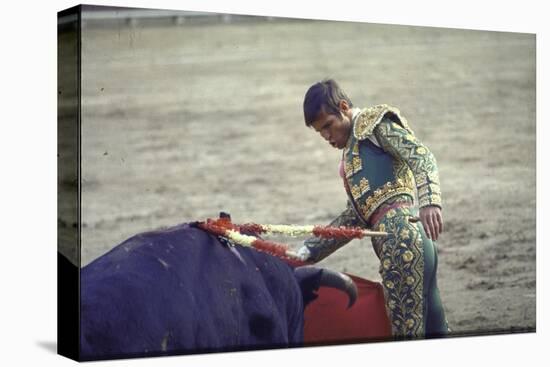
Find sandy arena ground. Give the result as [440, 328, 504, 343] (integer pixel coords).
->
[58, 15, 535, 338]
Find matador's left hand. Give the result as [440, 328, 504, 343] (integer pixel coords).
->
[419, 206, 443, 241]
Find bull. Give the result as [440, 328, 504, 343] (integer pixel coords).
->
[78, 222, 359, 361]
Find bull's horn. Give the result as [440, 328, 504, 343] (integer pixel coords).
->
[295, 266, 358, 308]
[318, 268, 358, 308]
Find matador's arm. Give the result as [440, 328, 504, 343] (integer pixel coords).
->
[373, 117, 442, 209]
[301, 201, 361, 263]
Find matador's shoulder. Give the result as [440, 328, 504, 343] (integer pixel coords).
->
[353, 104, 413, 140]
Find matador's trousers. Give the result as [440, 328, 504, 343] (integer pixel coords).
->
[370, 202, 448, 338]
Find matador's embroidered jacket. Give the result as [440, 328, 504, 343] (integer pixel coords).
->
[305, 104, 442, 262]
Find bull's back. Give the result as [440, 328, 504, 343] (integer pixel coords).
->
[80, 223, 303, 360]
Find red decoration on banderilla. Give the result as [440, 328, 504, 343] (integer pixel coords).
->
[196, 214, 388, 265]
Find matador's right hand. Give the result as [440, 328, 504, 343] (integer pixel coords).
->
[419, 205, 443, 241]
[297, 246, 313, 262]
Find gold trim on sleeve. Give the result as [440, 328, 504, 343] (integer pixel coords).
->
[419, 193, 442, 208]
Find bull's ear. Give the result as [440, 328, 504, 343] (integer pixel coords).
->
[219, 212, 231, 220]
[293, 266, 324, 307]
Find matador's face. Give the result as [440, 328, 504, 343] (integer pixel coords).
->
[310, 108, 352, 150]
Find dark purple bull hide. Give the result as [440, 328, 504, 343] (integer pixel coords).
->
[80, 223, 320, 360]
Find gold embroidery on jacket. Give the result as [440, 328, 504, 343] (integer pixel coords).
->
[359, 178, 370, 194]
[351, 185, 362, 201]
[352, 156, 362, 173]
[353, 104, 413, 141]
[350, 178, 371, 201]
[359, 181, 415, 221]
[374, 119, 442, 208]
[345, 149, 363, 179]
[352, 143, 360, 155]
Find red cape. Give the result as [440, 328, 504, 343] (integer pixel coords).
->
[303, 274, 391, 344]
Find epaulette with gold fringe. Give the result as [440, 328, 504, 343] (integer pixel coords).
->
[353, 104, 413, 140]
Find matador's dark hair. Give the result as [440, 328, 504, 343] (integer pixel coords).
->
[303, 79, 353, 126]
